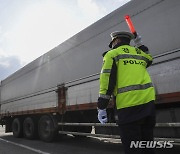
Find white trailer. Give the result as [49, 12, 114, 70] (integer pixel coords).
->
[0, 0, 180, 142]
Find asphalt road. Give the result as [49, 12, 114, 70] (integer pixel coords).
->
[0, 126, 180, 154]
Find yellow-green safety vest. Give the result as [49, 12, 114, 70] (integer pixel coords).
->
[99, 45, 155, 109]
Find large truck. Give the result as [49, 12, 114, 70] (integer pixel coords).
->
[0, 0, 180, 142]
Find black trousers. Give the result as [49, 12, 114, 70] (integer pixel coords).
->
[118, 116, 156, 154]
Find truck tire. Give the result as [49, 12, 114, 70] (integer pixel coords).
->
[38, 115, 57, 142]
[23, 117, 37, 139]
[12, 118, 23, 138]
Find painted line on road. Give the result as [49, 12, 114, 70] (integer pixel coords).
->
[0, 137, 50, 154]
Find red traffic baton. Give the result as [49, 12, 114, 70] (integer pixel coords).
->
[124, 15, 137, 38]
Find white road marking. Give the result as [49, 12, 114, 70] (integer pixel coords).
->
[0, 138, 50, 154]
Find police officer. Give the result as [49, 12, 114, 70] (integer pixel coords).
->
[97, 31, 156, 154]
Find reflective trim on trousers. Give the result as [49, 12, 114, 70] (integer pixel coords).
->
[118, 83, 153, 94]
[99, 94, 111, 99]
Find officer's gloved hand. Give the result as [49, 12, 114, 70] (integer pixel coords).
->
[97, 109, 108, 124]
[133, 34, 142, 47]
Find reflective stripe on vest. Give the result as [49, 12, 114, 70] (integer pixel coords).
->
[114, 54, 149, 64]
[101, 69, 111, 74]
[118, 82, 153, 94]
[99, 94, 111, 99]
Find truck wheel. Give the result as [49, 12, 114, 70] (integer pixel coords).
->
[23, 117, 37, 139]
[38, 115, 57, 142]
[12, 118, 23, 138]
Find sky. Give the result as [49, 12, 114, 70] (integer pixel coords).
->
[0, 0, 130, 80]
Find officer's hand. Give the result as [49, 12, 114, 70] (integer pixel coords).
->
[97, 109, 108, 124]
[133, 34, 142, 47]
